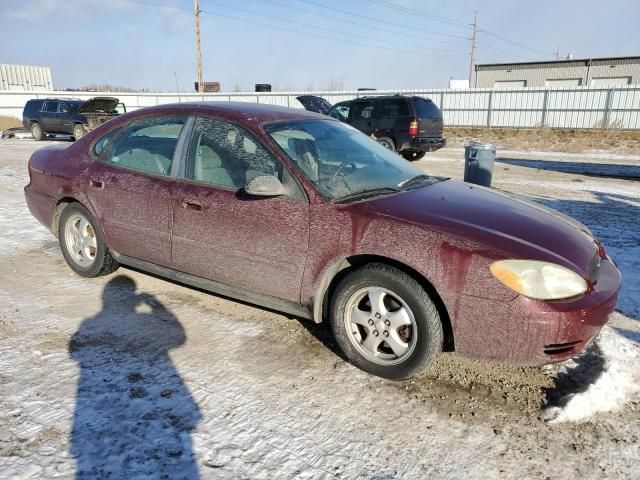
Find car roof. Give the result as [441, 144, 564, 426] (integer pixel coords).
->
[132, 101, 330, 127]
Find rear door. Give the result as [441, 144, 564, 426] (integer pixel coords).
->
[377, 97, 412, 145]
[41, 101, 60, 132]
[349, 99, 378, 136]
[412, 97, 443, 137]
[84, 115, 188, 267]
[171, 116, 309, 303]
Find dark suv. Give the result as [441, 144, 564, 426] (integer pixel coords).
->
[22, 97, 124, 141]
[297, 95, 445, 160]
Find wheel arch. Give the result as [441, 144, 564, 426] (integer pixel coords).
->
[52, 196, 101, 240]
[313, 254, 454, 351]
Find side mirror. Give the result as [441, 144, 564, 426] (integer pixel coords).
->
[244, 175, 286, 197]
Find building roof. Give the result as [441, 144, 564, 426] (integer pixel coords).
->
[476, 56, 640, 70]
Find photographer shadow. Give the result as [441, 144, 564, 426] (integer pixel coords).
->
[69, 275, 201, 479]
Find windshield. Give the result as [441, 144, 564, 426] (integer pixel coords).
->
[265, 119, 436, 202]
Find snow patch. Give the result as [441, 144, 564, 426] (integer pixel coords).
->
[542, 326, 640, 423]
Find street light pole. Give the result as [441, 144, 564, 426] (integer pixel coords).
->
[194, 0, 203, 93]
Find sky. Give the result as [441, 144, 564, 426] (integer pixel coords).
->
[0, 0, 639, 92]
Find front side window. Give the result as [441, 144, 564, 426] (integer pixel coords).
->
[106, 116, 187, 176]
[44, 101, 58, 113]
[329, 103, 350, 122]
[352, 101, 376, 120]
[266, 119, 439, 202]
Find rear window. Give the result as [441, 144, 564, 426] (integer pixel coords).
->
[380, 98, 410, 117]
[413, 98, 442, 119]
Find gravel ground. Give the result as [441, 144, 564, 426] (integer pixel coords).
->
[0, 139, 639, 479]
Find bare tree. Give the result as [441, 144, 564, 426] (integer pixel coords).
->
[323, 76, 345, 91]
[232, 83, 242, 93]
[304, 82, 315, 92]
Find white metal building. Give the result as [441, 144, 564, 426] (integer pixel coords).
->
[474, 56, 640, 88]
[0, 64, 53, 91]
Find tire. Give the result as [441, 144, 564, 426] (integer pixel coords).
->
[72, 124, 85, 141]
[401, 150, 426, 161]
[330, 263, 443, 380]
[31, 123, 44, 141]
[58, 203, 119, 278]
[376, 136, 396, 152]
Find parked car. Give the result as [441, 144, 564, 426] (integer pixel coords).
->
[22, 97, 125, 141]
[298, 94, 445, 160]
[25, 102, 620, 380]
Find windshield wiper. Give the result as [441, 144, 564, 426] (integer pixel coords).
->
[397, 174, 431, 190]
[333, 187, 399, 204]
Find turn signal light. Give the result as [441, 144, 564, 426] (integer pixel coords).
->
[409, 121, 418, 136]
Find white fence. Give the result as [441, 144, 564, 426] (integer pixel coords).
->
[2, 85, 640, 130]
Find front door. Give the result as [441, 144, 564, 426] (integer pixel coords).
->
[171, 116, 310, 303]
[349, 99, 378, 136]
[41, 101, 60, 133]
[84, 115, 188, 267]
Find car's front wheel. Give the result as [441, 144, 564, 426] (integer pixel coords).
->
[31, 123, 44, 141]
[330, 263, 443, 380]
[58, 203, 119, 277]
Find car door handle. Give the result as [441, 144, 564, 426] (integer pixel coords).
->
[89, 180, 104, 189]
[181, 200, 202, 211]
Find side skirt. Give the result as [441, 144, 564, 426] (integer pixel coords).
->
[112, 252, 313, 320]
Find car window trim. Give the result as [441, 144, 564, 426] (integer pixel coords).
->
[174, 114, 309, 204]
[98, 113, 190, 179]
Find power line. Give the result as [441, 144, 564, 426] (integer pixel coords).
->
[298, 0, 471, 40]
[200, 0, 468, 55]
[468, 12, 477, 83]
[479, 29, 555, 58]
[368, 0, 470, 28]
[115, 0, 467, 59]
[260, 0, 470, 48]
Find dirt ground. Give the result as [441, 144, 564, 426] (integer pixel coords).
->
[445, 127, 640, 155]
[0, 138, 639, 479]
[0, 116, 22, 132]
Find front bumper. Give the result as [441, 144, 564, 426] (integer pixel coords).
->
[411, 136, 446, 152]
[450, 258, 621, 365]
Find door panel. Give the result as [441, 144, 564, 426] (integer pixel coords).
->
[170, 116, 309, 303]
[171, 184, 309, 302]
[84, 115, 188, 267]
[84, 162, 174, 267]
[349, 100, 378, 136]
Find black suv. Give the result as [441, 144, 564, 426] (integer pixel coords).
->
[22, 97, 124, 141]
[297, 95, 445, 160]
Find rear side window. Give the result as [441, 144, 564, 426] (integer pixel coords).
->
[44, 102, 58, 113]
[413, 98, 442, 119]
[106, 116, 187, 176]
[379, 98, 410, 117]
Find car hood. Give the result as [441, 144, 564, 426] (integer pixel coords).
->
[77, 97, 120, 114]
[364, 180, 599, 274]
[296, 95, 333, 115]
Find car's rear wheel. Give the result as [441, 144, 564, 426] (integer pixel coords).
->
[401, 150, 426, 161]
[330, 263, 443, 380]
[58, 203, 119, 277]
[72, 124, 85, 141]
[376, 136, 396, 152]
[31, 123, 44, 141]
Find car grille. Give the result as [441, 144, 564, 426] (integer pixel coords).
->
[543, 340, 583, 355]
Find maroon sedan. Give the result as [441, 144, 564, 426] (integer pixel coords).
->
[24, 102, 621, 379]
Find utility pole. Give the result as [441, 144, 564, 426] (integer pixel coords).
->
[555, 44, 560, 60]
[468, 12, 478, 85]
[194, 0, 203, 93]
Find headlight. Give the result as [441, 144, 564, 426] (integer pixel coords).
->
[490, 260, 587, 300]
